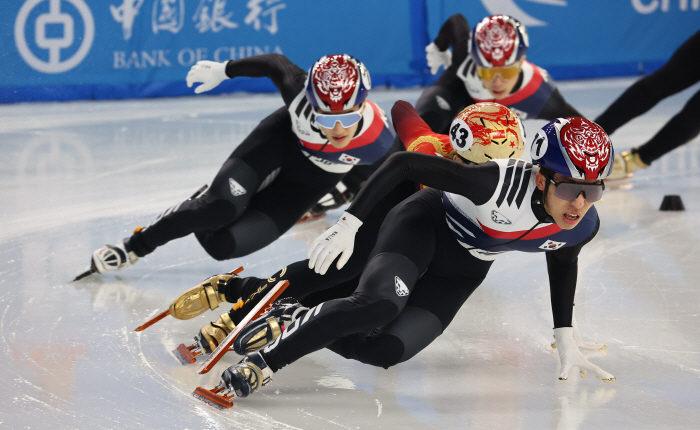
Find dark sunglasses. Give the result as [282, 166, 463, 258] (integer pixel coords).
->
[549, 178, 605, 202]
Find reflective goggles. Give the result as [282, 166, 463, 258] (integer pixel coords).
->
[549, 178, 605, 203]
[314, 105, 363, 129]
[477, 64, 521, 81]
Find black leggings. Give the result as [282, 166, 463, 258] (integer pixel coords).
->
[225, 180, 419, 324]
[260, 188, 492, 371]
[595, 30, 700, 164]
[130, 107, 344, 260]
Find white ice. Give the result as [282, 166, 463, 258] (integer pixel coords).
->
[1, 78, 699, 429]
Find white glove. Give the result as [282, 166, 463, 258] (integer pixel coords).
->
[553, 327, 615, 382]
[425, 42, 452, 75]
[307, 211, 363, 275]
[552, 310, 608, 353]
[186, 61, 228, 94]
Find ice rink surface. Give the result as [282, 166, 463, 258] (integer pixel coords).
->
[1, 78, 699, 429]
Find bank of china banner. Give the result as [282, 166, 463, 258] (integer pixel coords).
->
[1, 0, 698, 103]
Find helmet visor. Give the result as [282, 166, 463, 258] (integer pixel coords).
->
[550, 179, 605, 203]
[315, 110, 363, 129]
[477, 64, 520, 81]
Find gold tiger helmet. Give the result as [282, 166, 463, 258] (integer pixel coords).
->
[449, 102, 525, 163]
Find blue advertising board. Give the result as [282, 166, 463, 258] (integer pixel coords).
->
[1, 0, 698, 103]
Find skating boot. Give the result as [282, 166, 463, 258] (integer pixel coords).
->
[192, 351, 273, 408]
[91, 239, 139, 274]
[221, 352, 273, 398]
[197, 312, 237, 353]
[233, 297, 308, 355]
[172, 312, 237, 365]
[169, 273, 240, 320]
[608, 149, 649, 180]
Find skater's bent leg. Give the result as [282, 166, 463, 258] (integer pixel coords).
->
[326, 305, 443, 368]
[595, 30, 700, 135]
[194, 209, 280, 260]
[131, 157, 260, 256]
[130, 194, 236, 256]
[636, 89, 700, 164]
[260, 252, 422, 372]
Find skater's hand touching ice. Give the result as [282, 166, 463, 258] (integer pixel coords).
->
[308, 211, 363, 275]
[553, 327, 615, 383]
[572, 321, 607, 353]
[187, 61, 228, 94]
[425, 42, 452, 75]
[551, 312, 607, 353]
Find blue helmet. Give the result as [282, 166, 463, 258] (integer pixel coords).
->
[531, 117, 614, 180]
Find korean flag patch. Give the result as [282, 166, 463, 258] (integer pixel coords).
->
[339, 153, 360, 164]
[539, 240, 566, 250]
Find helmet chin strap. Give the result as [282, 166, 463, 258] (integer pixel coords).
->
[540, 175, 552, 220]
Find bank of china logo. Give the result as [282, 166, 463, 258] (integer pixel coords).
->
[539, 239, 566, 250]
[229, 178, 247, 196]
[395, 276, 409, 297]
[491, 210, 511, 225]
[14, 0, 95, 74]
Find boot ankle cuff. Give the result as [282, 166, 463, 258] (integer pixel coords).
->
[220, 276, 244, 302]
[125, 230, 154, 257]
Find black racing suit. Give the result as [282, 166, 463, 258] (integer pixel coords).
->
[126, 54, 399, 260]
[258, 150, 598, 372]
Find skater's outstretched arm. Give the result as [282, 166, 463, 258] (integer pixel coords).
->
[432, 13, 470, 68]
[546, 218, 614, 382]
[546, 218, 598, 329]
[187, 54, 306, 105]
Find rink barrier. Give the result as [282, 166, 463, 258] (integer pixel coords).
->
[2, 0, 698, 103]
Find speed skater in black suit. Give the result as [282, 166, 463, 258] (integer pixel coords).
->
[82, 54, 397, 277]
[203, 102, 617, 399]
[166, 101, 527, 354]
[417, 13, 582, 136]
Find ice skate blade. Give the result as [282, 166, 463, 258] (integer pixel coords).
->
[72, 268, 96, 282]
[192, 387, 234, 409]
[172, 343, 200, 365]
[134, 309, 170, 332]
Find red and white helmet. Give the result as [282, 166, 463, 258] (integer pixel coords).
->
[305, 54, 371, 112]
[449, 102, 525, 163]
[470, 15, 529, 68]
[531, 117, 614, 180]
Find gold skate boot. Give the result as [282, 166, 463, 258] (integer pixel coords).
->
[608, 150, 649, 180]
[169, 271, 240, 320]
[198, 312, 237, 353]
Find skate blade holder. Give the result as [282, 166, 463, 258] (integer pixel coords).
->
[192, 385, 235, 409]
[134, 266, 245, 332]
[172, 343, 204, 365]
